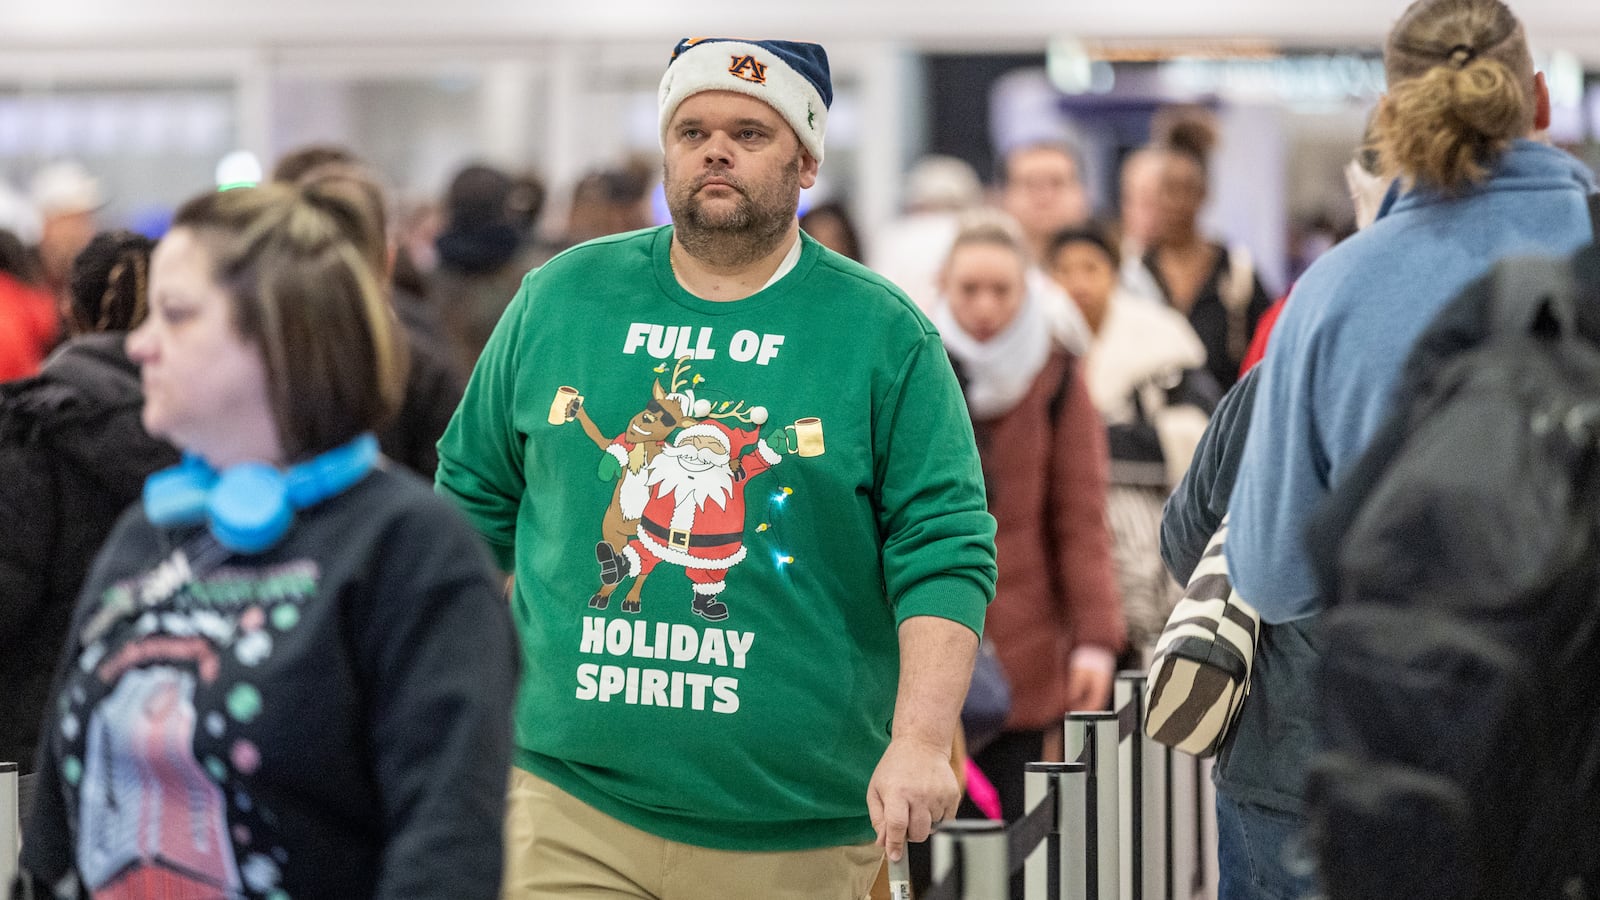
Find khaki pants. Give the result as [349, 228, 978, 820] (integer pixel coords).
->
[502, 767, 885, 900]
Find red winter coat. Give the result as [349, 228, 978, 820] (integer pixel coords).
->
[0, 273, 60, 382]
[1240, 293, 1288, 378]
[967, 351, 1126, 730]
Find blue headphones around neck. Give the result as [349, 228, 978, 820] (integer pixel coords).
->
[143, 432, 380, 554]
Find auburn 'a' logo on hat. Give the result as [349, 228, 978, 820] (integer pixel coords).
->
[728, 55, 768, 84]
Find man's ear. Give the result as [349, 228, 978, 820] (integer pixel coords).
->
[799, 150, 820, 191]
[1532, 71, 1551, 133]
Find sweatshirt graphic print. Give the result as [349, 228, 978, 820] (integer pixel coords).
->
[58, 547, 314, 899]
[24, 470, 518, 900]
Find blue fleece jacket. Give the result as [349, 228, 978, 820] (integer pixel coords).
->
[1228, 140, 1597, 623]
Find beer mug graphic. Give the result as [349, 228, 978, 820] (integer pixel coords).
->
[783, 417, 826, 457]
[548, 386, 583, 425]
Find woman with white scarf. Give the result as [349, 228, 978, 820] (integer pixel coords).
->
[931, 214, 1125, 849]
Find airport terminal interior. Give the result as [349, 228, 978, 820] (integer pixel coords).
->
[3, 1, 1595, 290]
[5, 2, 1600, 899]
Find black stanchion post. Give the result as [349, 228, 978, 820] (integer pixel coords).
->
[1067, 712, 1120, 900]
[933, 819, 1008, 900]
[1193, 756, 1206, 897]
[1163, 747, 1176, 900]
[1115, 672, 1146, 900]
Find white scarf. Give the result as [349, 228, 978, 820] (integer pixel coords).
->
[933, 287, 1053, 420]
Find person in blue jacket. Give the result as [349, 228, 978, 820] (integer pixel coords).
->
[1218, 0, 1599, 896]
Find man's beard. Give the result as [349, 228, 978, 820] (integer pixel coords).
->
[646, 443, 735, 511]
[666, 154, 801, 268]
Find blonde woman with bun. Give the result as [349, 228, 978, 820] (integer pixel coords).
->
[1217, 0, 1598, 896]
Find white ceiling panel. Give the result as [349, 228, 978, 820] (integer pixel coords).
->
[2, 0, 1598, 60]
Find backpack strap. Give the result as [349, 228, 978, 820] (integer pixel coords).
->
[1491, 255, 1578, 339]
[1045, 348, 1076, 434]
[1041, 350, 1078, 613]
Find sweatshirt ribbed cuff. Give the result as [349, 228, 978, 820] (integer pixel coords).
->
[893, 576, 989, 638]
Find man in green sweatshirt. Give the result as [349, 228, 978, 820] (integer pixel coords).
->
[435, 36, 998, 899]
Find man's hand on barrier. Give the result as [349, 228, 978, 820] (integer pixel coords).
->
[870, 615, 978, 863]
[868, 735, 959, 863]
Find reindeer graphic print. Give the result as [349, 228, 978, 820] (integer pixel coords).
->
[563, 357, 712, 563]
[553, 356, 825, 622]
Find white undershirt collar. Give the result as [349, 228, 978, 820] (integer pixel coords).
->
[761, 234, 803, 290]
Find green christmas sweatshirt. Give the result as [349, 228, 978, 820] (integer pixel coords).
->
[435, 226, 998, 852]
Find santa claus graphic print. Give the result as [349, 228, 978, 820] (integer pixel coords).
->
[589, 411, 822, 622]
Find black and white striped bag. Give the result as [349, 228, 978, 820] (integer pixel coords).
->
[1143, 516, 1261, 758]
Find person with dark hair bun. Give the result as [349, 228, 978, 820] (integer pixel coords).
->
[0, 230, 179, 780]
[1213, 1, 1597, 896]
[1138, 109, 1272, 393]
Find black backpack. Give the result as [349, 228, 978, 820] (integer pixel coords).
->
[1303, 244, 1600, 900]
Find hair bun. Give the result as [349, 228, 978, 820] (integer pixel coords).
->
[1152, 106, 1218, 166]
[1379, 0, 1533, 192]
[1447, 56, 1524, 138]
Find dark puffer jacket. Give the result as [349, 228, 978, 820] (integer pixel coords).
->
[0, 333, 178, 773]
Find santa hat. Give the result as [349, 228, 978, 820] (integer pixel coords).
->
[674, 419, 762, 457]
[665, 389, 713, 420]
[659, 38, 832, 164]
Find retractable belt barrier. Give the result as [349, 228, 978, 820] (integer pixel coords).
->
[3, 671, 1217, 900]
[922, 671, 1218, 900]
